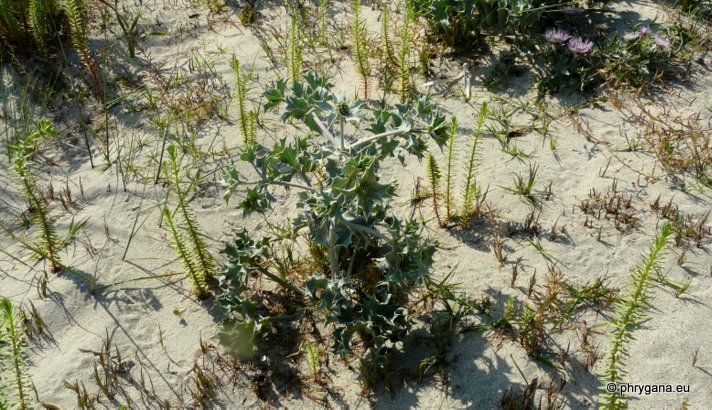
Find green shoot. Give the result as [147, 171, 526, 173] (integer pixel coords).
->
[289, 13, 303, 83]
[352, 0, 371, 98]
[230, 56, 256, 144]
[167, 145, 215, 281]
[444, 116, 457, 221]
[460, 102, 487, 225]
[398, 0, 414, 103]
[599, 223, 672, 409]
[0, 298, 34, 410]
[163, 207, 209, 299]
[426, 153, 444, 227]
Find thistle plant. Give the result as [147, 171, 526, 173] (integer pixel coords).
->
[0, 298, 34, 410]
[601, 24, 681, 88]
[352, 0, 371, 99]
[230, 56, 256, 144]
[599, 223, 672, 409]
[221, 73, 448, 373]
[535, 28, 600, 95]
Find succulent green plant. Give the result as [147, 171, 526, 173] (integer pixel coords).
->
[460, 102, 487, 225]
[166, 145, 215, 282]
[599, 223, 672, 409]
[425, 153, 444, 227]
[289, 13, 303, 84]
[352, 0, 371, 98]
[398, 0, 414, 103]
[230, 56, 256, 144]
[60, 0, 103, 101]
[10, 119, 62, 273]
[163, 207, 209, 299]
[0, 0, 64, 49]
[443, 116, 458, 221]
[0, 298, 34, 410]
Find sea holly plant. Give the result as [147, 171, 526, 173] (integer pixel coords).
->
[601, 24, 680, 88]
[534, 28, 600, 95]
[219, 73, 449, 374]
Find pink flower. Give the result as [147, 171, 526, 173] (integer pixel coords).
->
[567, 37, 594, 54]
[639, 26, 652, 38]
[652, 34, 670, 49]
[544, 28, 571, 45]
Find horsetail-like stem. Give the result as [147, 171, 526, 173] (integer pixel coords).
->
[0, 298, 34, 410]
[460, 102, 487, 225]
[398, 0, 414, 103]
[352, 0, 371, 99]
[426, 153, 444, 227]
[163, 206, 209, 299]
[444, 116, 458, 221]
[230, 56, 256, 144]
[599, 223, 672, 409]
[167, 145, 215, 281]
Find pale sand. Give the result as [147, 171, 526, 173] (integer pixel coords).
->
[1, 0, 711, 408]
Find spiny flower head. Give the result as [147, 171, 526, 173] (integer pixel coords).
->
[567, 37, 594, 55]
[652, 34, 670, 49]
[544, 28, 571, 45]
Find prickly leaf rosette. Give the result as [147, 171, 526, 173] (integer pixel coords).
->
[220, 73, 447, 368]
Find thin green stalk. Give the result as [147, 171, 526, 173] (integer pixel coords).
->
[163, 207, 209, 299]
[352, 0, 370, 98]
[381, 2, 395, 65]
[599, 223, 672, 409]
[460, 102, 487, 224]
[61, 0, 103, 101]
[167, 145, 214, 280]
[398, 0, 414, 103]
[0, 298, 33, 410]
[230, 56, 255, 144]
[154, 117, 169, 184]
[444, 116, 457, 221]
[426, 153, 443, 227]
[319, 0, 328, 46]
[12, 127, 62, 273]
[289, 13, 302, 83]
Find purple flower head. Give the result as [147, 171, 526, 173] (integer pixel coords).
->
[652, 34, 670, 49]
[639, 26, 651, 38]
[567, 37, 594, 55]
[544, 28, 571, 45]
